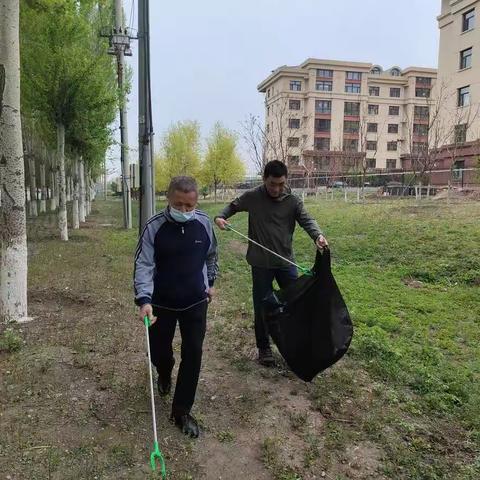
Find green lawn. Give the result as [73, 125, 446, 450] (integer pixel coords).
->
[198, 197, 480, 479]
[2, 196, 479, 479]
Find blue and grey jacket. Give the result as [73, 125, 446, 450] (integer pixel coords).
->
[134, 207, 219, 310]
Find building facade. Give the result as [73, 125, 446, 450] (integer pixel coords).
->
[258, 59, 437, 176]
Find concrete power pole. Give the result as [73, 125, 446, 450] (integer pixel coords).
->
[104, 0, 133, 229]
[115, 0, 132, 228]
[138, 0, 155, 232]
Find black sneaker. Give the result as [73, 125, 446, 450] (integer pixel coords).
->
[171, 413, 200, 438]
[258, 347, 275, 367]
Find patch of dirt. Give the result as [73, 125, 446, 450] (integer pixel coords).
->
[228, 239, 248, 257]
[403, 278, 425, 289]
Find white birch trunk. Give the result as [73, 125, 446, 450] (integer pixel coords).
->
[39, 161, 46, 213]
[79, 158, 86, 222]
[0, 0, 28, 322]
[28, 155, 38, 217]
[57, 123, 68, 241]
[72, 156, 79, 229]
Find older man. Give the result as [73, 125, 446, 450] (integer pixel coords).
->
[134, 176, 218, 438]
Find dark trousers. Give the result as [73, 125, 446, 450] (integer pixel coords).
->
[251, 266, 297, 349]
[149, 301, 207, 417]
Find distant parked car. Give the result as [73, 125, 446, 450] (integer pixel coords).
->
[332, 181, 346, 188]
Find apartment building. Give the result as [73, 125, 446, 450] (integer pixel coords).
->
[421, 0, 480, 181]
[258, 59, 437, 175]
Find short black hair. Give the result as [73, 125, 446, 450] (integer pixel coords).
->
[263, 160, 288, 179]
[167, 176, 198, 196]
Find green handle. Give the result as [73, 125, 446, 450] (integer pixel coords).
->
[144, 315, 151, 328]
[150, 441, 167, 477]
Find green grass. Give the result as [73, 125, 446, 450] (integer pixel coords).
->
[196, 198, 480, 478]
[10, 196, 479, 479]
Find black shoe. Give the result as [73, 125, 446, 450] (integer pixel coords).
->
[171, 413, 200, 438]
[258, 347, 275, 367]
[157, 375, 171, 396]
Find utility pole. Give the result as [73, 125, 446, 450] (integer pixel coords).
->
[138, 0, 155, 232]
[102, 0, 133, 229]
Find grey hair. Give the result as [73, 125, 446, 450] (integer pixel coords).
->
[167, 176, 198, 196]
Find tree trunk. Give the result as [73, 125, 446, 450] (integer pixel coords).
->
[0, 0, 28, 322]
[79, 158, 86, 222]
[72, 156, 80, 229]
[28, 155, 38, 217]
[57, 123, 68, 241]
[214, 181, 217, 204]
[39, 160, 46, 213]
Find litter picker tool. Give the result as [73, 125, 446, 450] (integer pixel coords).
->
[144, 316, 167, 477]
[224, 223, 313, 276]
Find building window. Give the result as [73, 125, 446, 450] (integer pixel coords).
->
[343, 139, 358, 151]
[413, 124, 428, 136]
[345, 83, 361, 94]
[390, 67, 401, 76]
[412, 142, 428, 154]
[317, 69, 333, 78]
[288, 137, 300, 147]
[390, 88, 401, 98]
[288, 155, 300, 166]
[346, 71, 362, 80]
[314, 138, 331, 151]
[368, 104, 379, 115]
[458, 86, 470, 106]
[290, 80, 302, 91]
[388, 124, 399, 134]
[416, 77, 432, 86]
[267, 106, 270, 116]
[315, 100, 332, 113]
[389, 106, 400, 116]
[387, 141, 398, 151]
[366, 158, 376, 169]
[454, 124, 468, 143]
[267, 88, 271, 98]
[289, 118, 300, 129]
[369, 86, 380, 96]
[414, 106, 429, 119]
[460, 47, 472, 69]
[344, 102, 360, 116]
[386, 159, 397, 169]
[367, 123, 378, 133]
[266, 124, 270, 133]
[316, 81, 333, 91]
[463, 9, 475, 32]
[367, 141, 377, 151]
[344, 120, 359, 133]
[289, 99, 301, 110]
[315, 119, 331, 132]
[370, 66, 382, 75]
[416, 88, 431, 98]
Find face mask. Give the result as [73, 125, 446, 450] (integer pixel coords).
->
[170, 206, 195, 223]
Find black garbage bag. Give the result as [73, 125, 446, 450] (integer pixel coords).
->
[262, 249, 353, 382]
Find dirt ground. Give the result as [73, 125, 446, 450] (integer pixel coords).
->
[1, 199, 475, 479]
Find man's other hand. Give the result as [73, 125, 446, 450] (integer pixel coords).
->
[207, 287, 215, 303]
[316, 235, 329, 250]
[139, 303, 157, 325]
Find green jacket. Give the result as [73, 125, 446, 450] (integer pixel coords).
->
[217, 185, 322, 268]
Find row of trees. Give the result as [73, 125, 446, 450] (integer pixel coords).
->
[1, 0, 120, 323]
[155, 121, 246, 202]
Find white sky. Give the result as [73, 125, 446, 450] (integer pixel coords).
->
[107, 0, 441, 176]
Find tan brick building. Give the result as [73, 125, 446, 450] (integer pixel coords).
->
[258, 59, 437, 175]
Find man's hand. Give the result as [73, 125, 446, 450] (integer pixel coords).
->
[207, 287, 215, 303]
[316, 235, 329, 250]
[139, 303, 157, 325]
[214, 217, 229, 230]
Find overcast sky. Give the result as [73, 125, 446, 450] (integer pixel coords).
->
[108, 0, 441, 176]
